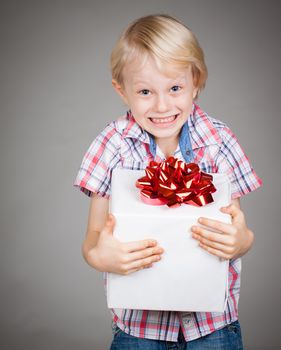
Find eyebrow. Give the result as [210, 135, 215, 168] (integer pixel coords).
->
[133, 76, 186, 86]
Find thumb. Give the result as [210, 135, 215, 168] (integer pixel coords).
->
[220, 203, 240, 218]
[103, 213, 116, 235]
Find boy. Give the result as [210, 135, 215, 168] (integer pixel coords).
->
[75, 14, 262, 349]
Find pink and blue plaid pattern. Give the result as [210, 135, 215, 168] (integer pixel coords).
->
[74, 103, 262, 342]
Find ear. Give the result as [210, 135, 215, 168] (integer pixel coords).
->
[112, 79, 129, 105]
[192, 87, 199, 100]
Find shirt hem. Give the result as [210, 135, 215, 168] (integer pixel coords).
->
[112, 316, 239, 342]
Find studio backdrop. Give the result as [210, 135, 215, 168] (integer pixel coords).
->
[1, 1, 280, 349]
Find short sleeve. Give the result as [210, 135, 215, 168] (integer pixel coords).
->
[74, 122, 121, 198]
[215, 126, 262, 199]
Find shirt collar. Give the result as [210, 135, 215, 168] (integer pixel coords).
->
[188, 103, 222, 149]
[122, 110, 150, 144]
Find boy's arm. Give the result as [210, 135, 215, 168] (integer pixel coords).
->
[191, 198, 254, 259]
[82, 194, 110, 254]
[82, 194, 164, 274]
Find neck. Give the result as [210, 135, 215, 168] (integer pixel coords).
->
[156, 137, 179, 158]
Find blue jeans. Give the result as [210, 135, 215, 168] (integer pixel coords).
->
[110, 320, 243, 349]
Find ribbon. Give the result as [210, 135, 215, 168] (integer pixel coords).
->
[136, 157, 216, 208]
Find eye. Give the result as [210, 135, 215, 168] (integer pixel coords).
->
[138, 89, 150, 95]
[170, 85, 182, 92]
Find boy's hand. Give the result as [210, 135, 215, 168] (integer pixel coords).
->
[191, 199, 254, 260]
[89, 214, 164, 275]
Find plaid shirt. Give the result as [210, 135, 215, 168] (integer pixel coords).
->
[74, 103, 262, 342]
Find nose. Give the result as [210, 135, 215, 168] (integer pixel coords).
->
[154, 93, 170, 113]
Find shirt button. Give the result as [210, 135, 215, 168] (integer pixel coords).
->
[186, 150, 191, 156]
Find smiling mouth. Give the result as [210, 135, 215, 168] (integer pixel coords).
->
[149, 114, 179, 124]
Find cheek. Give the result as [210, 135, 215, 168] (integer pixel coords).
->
[178, 93, 194, 108]
[131, 99, 151, 113]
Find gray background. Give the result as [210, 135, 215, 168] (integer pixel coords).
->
[1, 0, 280, 349]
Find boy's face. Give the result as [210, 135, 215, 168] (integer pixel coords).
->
[112, 55, 198, 149]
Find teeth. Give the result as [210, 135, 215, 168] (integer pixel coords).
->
[151, 115, 177, 124]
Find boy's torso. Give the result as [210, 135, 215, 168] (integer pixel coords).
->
[75, 102, 261, 342]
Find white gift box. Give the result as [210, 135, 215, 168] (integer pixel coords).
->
[107, 168, 231, 312]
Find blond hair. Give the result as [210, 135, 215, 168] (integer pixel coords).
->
[110, 14, 208, 97]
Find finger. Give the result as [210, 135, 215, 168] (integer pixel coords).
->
[144, 263, 153, 269]
[124, 267, 142, 275]
[198, 242, 231, 260]
[126, 254, 162, 271]
[125, 239, 158, 253]
[220, 203, 243, 219]
[192, 231, 234, 254]
[125, 262, 154, 275]
[197, 217, 236, 235]
[191, 226, 230, 245]
[126, 246, 164, 263]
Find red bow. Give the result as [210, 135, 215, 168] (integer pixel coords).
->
[136, 157, 216, 208]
